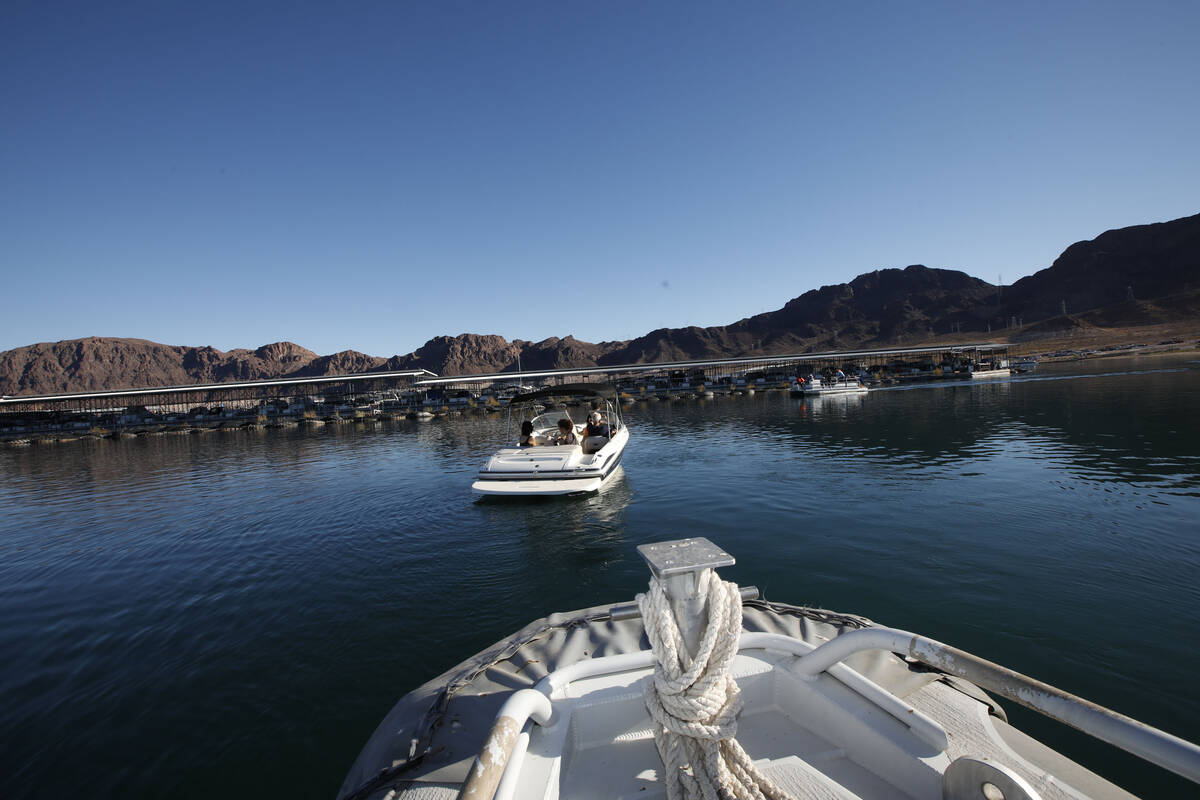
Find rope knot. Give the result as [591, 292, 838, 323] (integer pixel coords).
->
[637, 569, 796, 800]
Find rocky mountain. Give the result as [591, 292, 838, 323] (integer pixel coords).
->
[0, 338, 321, 395]
[2, 212, 1196, 396]
[1002, 213, 1200, 320]
[600, 265, 998, 364]
[603, 214, 1199, 361]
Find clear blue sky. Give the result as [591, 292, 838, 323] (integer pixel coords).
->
[2, 1, 1197, 356]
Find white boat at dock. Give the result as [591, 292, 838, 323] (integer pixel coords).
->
[790, 373, 870, 396]
[969, 359, 1012, 379]
[471, 383, 629, 497]
[339, 537, 1200, 800]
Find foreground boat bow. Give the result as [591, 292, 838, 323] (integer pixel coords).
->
[340, 538, 1200, 800]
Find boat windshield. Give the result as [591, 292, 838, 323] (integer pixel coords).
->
[527, 410, 575, 433]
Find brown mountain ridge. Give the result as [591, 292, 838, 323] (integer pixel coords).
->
[3, 212, 1197, 397]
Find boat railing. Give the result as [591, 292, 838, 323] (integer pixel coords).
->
[790, 625, 1200, 785]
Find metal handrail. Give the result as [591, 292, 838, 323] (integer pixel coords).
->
[792, 626, 1200, 785]
[457, 689, 552, 800]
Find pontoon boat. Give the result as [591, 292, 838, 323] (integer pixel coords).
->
[790, 374, 870, 396]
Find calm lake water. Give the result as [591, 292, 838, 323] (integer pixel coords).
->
[2, 354, 1199, 798]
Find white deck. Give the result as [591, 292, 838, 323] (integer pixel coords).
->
[517, 652, 938, 800]
[496, 642, 1131, 800]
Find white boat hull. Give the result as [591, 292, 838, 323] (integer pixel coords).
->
[798, 384, 869, 396]
[471, 475, 607, 496]
[970, 368, 1011, 379]
[791, 378, 870, 396]
[473, 426, 629, 497]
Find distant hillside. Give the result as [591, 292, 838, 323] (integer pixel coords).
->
[2, 212, 1197, 396]
[0, 339, 362, 396]
[599, 265, 999, 363]
[598, 213, 1199, 360]
[1003, 214, 1200, 320]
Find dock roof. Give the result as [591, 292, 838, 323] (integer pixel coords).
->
[414, 343, 1010, 386]
[0, 369, 436, 406]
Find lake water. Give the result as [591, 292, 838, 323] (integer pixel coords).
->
[2, 354, 1198, 798]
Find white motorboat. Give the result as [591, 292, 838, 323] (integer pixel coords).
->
[471, 383, 630, 497]
[339, 537, 1200, 800]
[790, 373, 870, 396]
[495, 384, 537, 404]
[969, 359, 1011, 379]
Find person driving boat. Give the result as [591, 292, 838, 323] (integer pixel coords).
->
[551, 417, 578, 446]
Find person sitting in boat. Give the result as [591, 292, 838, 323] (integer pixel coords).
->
[518, 420, 537, 447]
[582, 411, 610, 454]
[551, 417, 578, 446]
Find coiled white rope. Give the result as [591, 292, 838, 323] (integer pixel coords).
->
[637, 569, 797, 800]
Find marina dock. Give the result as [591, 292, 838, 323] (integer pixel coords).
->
[1, 343, 1019, 443]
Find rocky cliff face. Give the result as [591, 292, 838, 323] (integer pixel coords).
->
[0, 338, 330, 396]
[389, 334, 523, 375]
[1002, 214, 1200, 320]
[383, 333, 614, 376]
[600, 265, 999, 362]
[294, 350, 387, 377]
[3, 212, 1196, 396]
[0, 338, 199, 395]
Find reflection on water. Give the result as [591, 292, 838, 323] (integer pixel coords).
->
[479, 467, 634, 579]
[1, 355, 1198, 799]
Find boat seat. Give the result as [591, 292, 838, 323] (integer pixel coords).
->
[582, 435, 608, 454]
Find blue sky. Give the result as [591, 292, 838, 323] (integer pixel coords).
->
[2, 1, 1197, 356]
